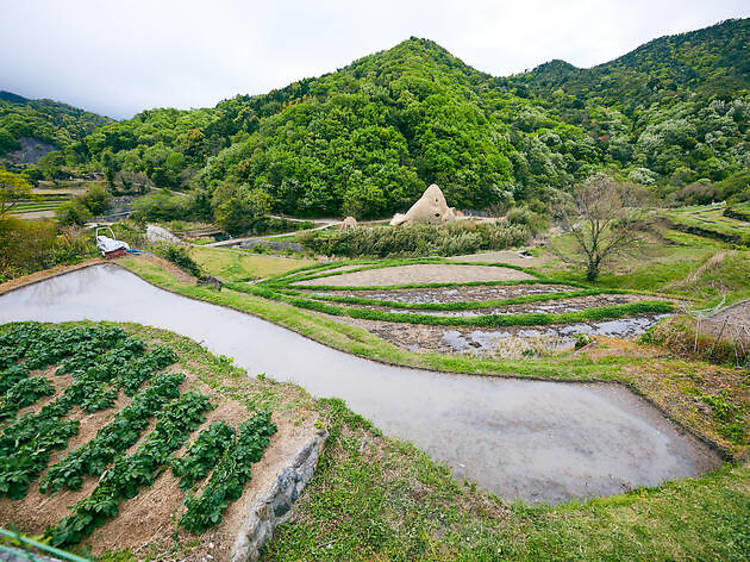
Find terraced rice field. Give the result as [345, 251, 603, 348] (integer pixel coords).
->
[664, 204, 750, 246]
[11, 192, 72, 214]
[233, 259, 679, 357]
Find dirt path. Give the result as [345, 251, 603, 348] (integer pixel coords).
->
[294, 263, 535, 287]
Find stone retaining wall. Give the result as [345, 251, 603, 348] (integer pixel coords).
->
[231, 429, 328, 561]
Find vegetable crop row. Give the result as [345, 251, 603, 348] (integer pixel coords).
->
[48, 391, 212, 547]
[40, 372, 186, 495]
[179, 411, 276, 533]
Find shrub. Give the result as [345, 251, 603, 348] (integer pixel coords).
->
[672, 181, 719, 206]
[55, 199, 92, 226]
[505, 207, 547, 235]
[131, 190, 195, 222]
[78, 185, 111, 216]
[0, 218, 96, 281]
[157, 243, 201, 277]
[302, 221, 531, 258]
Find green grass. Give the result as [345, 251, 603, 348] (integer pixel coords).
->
[279, 287, 624, 311]
[10, 192, 73, 215]
[122, 256, 631, 380]
[120, 256, 748, 460]
[263, 398, 750, 561]
[662, 205, 750, 246]
[542, 227, 750, 307]
[246, 257, 677, 327]
[188, 246, 313, 282]
[9, 320, 744, 561]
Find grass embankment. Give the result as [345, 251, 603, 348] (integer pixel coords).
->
[121, 256, 748, 459]
[278, 287, 622, 311]
[544, 227, 750, 308]
[243, 258, 676, 327]
[264, 399, 749, 561]
[11, 192, 72, 214]
[1, 321, 743, 561]
[662, 204, 750, 246]
[188, 246, 312, 282]
[236, 283, 675, 328]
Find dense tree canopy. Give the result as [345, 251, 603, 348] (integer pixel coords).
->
[0, 91, 112, 164]
[4, 18, 749, 219]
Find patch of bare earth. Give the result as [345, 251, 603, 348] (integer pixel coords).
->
[337, 293, 665, 316]
[323, 315, 539, 354]
[301, 283, 575, 304]
[448, 249, 550, 268]
[702, 299, 750, 345]
[294, 263, 535, 287]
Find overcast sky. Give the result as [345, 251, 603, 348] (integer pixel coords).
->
[1, 0, 747, 119]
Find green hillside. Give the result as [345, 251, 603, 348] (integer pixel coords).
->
[0, 91, 112, 164]
[9, 18, 750, 218]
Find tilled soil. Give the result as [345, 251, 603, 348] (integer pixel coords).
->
[330, 293, 664, 317]
[335, 314, 671, 356]
[0, 346, 319, 561]
[294, 263, 535, 287]
[301, 283, 575, 304]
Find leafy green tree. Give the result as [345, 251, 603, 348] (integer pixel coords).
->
[212, 184, 272, 235]
[0, 128, 20, 154]
[55, 199, 93, 226]
[0, 167, 34, 218]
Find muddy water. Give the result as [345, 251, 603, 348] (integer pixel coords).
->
[0, 265, 721, 504]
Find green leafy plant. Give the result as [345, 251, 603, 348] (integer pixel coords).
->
[171, 421, 236, 491]
[178, 411, 276, 533]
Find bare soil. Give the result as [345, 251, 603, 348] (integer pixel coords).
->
[332, 313, 668, 356]
[448, 249, 550, 268]
[702, 299, 750, 345]
[340, 293, 663, 316]
[302, 283, 576, 304]
[294, 263, 535, 287]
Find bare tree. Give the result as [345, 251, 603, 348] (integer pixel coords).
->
[554, 173, 647, 282]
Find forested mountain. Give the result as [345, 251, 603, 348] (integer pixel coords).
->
[0, 91, 112, 164]
[10, 18, 750, 218]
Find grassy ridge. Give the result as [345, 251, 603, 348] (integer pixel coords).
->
[252, 258, 676, 325]
[235, 282, 675, 327]
[279, 287, 625, 311]
[264, 398, 749, 562]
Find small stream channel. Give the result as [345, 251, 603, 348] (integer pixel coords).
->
[0, 264, 721, 504]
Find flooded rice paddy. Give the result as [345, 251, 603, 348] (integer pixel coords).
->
[0, 265, 720, 504]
